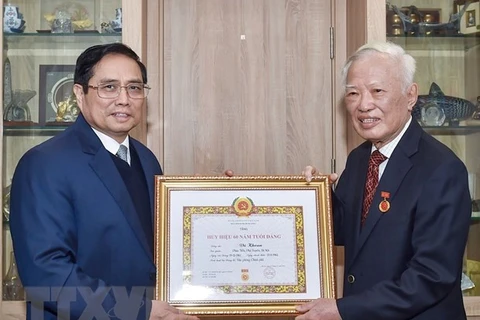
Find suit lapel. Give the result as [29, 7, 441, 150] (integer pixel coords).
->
[354, 151, 412, 253]
[74, 115, 154, 262]
[349, 120, 421, 268]
[132, 140, 159, 225]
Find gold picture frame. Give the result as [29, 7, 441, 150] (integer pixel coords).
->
[154, 175, 335, 317]
[458, 1, 480, 34]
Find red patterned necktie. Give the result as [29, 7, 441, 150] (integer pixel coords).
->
[361, 150, 387, 225]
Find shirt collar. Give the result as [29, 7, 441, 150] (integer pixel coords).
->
[372, 116, 412, 158]
[91, 127, 130, 156]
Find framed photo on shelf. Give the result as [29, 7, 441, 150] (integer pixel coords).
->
[39, 64, 77, 125]
[154, 175, 335, 317]
[458, 0, 480, 34]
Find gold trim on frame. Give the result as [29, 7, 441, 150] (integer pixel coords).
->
[154, 175, 335, 316]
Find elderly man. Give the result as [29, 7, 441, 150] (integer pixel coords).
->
[299, 41, 471, 320]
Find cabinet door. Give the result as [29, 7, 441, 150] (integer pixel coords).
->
[0, 0, 132, 317]
[387, 0, 480, 317]
[161, 0, 334, 176]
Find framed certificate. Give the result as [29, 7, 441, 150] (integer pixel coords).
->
[154, 175, 335, 316]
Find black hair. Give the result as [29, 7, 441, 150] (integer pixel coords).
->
[73, 42, 147, 93]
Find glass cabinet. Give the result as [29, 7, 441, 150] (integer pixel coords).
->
[386, 0, 480, 315]
[0, 0, 149, 317]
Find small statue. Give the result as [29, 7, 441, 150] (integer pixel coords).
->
[3, 89, 35, 122]
[110, 8, 122, 32]
[102, 8, 122, 33]
[56, 93, 80, 122]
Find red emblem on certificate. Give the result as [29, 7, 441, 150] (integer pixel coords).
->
[379, 191, 390, 213]
[232, 197, 255, 216]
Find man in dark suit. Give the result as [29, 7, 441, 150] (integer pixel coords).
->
[299, 41, 471, 319]
[10, 43, 198, 320]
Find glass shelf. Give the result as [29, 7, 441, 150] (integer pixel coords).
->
[4, 33, 122, 50]
[420, 125, 480, 135]
[3, 123, 71, 136]
[388, 35, 480, 51]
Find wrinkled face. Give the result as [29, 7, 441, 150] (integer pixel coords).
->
[344, 53, 417, 149]
[74, 54, 145, 143]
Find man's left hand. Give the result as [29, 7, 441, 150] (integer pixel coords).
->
[295, 298, 341, 320]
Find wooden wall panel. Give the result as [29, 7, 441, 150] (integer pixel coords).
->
[345, 0, 386, 152]
[162, 0, 333, 175]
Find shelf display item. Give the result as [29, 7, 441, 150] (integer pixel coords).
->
[3, 89, 36, 123]
[101, 8, 122, 33]
[43, 2, 93, 31]
[50, 10, 73, 33]
[110, 7, 122, 32]
[39, 64, 76, 124]
[3, 4, 26, 33]
[2, 183, 10, 222]
[55, 93, 80, 122]
[413, 82, 477, 126]
[3, 251, 24, 301]
[472, 96, 480, 120]
[389, 3, 470, 36]
[3, 57, 12, 109]
[458, 1, 480, 34]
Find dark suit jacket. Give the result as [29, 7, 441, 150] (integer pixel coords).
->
[335, 120, 471, 320]
[10, 114, 163, 319]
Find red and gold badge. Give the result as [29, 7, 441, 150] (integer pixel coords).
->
[232, 197, 254, 217]
[379, 191, 390, 213]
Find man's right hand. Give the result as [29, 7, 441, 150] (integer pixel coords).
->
[149, 301, 200, 320]
[302, 165, 338, 183]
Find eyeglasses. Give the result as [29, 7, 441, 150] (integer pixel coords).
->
[88, 83, 151, 99]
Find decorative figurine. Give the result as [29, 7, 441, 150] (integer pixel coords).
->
[3, 89, 35, 122]
[56, 93, 80, 122]
[110, 8, 122, 32]
[101, 8, 122, 33]
[51, 10, 73, 33]
[413, 82, 477, 127]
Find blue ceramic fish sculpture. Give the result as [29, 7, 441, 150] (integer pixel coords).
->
[412, 82, 476, 126]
